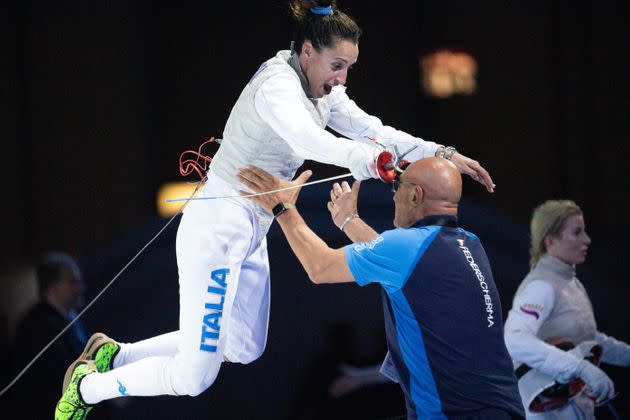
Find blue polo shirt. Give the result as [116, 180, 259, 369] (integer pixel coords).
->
[344, 215, 524, 419]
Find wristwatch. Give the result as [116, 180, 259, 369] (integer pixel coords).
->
[272, 202, 295, 219]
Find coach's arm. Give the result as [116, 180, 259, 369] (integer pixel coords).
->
[237, 165, 371, 284]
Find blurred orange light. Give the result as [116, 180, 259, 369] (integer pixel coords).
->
[156, 181, 200, 217]
[420, 49, 477, 98]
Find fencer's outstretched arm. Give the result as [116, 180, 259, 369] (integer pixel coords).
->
[238, 165, 357, 284]
[327, 88, 495, 192]
[327, 89, 440, 158]
[255, 73, 495, 191]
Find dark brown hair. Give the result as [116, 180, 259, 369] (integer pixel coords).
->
[36, 251, 81, 296]
[289, 0, 362, 54]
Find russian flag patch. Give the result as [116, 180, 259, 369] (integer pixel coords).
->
[520, 305, 540, 320]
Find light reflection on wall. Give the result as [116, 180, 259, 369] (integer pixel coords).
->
[0, 265, 37, 341]
[420, 49, 477, 98]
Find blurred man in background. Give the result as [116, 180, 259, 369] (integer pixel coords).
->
[9, 252, 88, 418]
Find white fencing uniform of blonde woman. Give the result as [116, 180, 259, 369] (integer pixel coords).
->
[504, 254, 630, 419]
[74, 48, 443, 404]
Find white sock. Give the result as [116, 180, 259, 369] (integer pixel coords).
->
[114, 331, 180, 369]
[81, 356, 177, 404]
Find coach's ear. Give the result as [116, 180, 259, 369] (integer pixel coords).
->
[410, 185, 424, 208]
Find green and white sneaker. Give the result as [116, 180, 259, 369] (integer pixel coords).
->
[55, 359, 96, 420]
[82, 332, 120, 374]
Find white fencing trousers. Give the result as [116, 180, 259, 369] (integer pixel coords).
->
[80, 175, 271, 403]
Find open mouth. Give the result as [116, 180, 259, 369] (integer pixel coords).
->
[323, 84, 332, 95]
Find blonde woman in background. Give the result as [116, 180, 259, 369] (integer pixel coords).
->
[504, 200, 630, 419]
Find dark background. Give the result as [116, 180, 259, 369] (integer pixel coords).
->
[1, 1, 628, 418]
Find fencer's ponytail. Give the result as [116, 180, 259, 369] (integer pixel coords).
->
[289, 0, 361, 54]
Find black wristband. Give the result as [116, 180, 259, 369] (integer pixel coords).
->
[272, 202, 295, 219]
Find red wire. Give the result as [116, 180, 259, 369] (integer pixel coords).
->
[178, 137, 217, 182]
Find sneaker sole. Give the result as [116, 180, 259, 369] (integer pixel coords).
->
[61, 359, 94, 395]
[62, 333, 116, 392]
[82, 333, 117, 360]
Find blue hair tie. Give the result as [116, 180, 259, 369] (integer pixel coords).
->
[310, 6, 333, 15]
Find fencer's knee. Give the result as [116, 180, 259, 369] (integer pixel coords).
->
[227, 344, 266, 365]
[241, 348, 265, 364]
[171, 359, 222, 397]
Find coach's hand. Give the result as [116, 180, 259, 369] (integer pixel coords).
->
[328, 180, 360, 229]
[237, 165, 312, 213]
